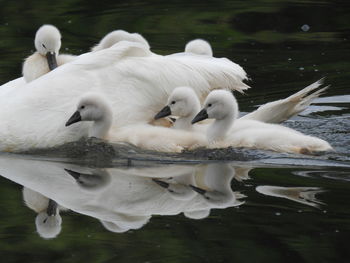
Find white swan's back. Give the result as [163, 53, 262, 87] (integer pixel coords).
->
[0, 41, 248, 151]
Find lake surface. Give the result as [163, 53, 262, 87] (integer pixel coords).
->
[0, 0, 349, 262]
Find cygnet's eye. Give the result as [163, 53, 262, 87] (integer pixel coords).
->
[208, 103, 212, 107]
[80, 105, 85, 110]
[171, 101, 176, 105]
[42, 44, 46, 49]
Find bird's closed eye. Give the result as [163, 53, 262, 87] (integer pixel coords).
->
[42, 44, 46, 48]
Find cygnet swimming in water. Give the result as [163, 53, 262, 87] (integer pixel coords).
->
[185, 39, 213, 56]
[91, 29, 150, 52]
[65, 93, 206, 152]
[22, 24, 76, 82]
[191, 90, 333, 154]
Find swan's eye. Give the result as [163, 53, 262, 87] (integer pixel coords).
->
[42, 44, 46, 49]
[171, 101, 176, 105]
[80, 105, 85, 110]
[208, 103, 212, 107]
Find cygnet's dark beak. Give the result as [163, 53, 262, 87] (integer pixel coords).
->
[191, 109, 208, 124]
[154, 105, 171, 120]
[46, 52, 58, 70]
[46, 199, 58, 216]
[65, 111, 82, 126]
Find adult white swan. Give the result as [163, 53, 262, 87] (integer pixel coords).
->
[0, 40, 249, 152]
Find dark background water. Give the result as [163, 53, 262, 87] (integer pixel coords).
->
[0, 0, 349, 262]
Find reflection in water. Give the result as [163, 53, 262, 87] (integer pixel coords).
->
[22, 187, 68, 239]
[0, 156, 326, 239]
[256, 186, 326, 208]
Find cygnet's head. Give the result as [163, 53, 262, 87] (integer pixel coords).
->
[34, 24, 61, 70]
[92, 30, 150, 52]
[185, 39, 213, 56]
[154, 87, 200, 120]
[65, 93, 113, 127]
[192, 90, 238, 124]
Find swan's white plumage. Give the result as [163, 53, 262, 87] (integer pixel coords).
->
[0, 41, 249, 152]
[242, 78, 329, 123]
[185, 39, 213, 56]
[199, 90, 333, 154]
[91, 30, 150, 52]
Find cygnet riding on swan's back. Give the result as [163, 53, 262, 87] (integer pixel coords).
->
[66, 93, 205, 152]
[191, 90, 332, 154]
[91, 30, 150, 52]
[154, 79, 328, 131]
[22, 24, 76, 82]
[185, 39, 213, 56]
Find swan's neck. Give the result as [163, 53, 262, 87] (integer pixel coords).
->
[89, 116, 113, 139]
[207, 112, 235, 143]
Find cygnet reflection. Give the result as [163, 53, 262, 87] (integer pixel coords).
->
[22, 187, 67, 239]
[256, 186, 326, 208]
[64, 168, 111, 191]
[0, 155, 325, 237]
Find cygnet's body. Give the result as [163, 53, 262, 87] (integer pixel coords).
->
[185, 39, 213, 56]
[22, 25, 75, 82]
[91, 30, 150, 52]
[192, 90, 332, 154]
[65, 93, 205, 152]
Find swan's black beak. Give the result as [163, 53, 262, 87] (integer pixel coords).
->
[191, 109, 208, 124]
[46, 52, 58, 70]
[65, 111, 81, 126]
[46, 199, 58, 216]
[154, 105, 171, 120]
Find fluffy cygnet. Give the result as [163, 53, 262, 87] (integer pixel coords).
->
[91, 29, 150, 52]
[65, 93, 206, 152]
[185, 39, 213, 56]
[22, 24, 75, 82]
[154, 86, 201, 131]
[192, 90, 333, 154]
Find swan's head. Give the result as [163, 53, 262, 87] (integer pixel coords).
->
[185, 39, 213, 56]
[92, 29, 150, 52]
[154, 86, 200, 120]
[34, 24, 61, 70]
[192, 90, 238, 124]
[65, 93, 113, 127]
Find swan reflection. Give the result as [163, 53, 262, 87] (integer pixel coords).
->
[0, 156, 326, 239]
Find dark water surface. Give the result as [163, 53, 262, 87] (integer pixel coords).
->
[0, 0, 349, 262]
